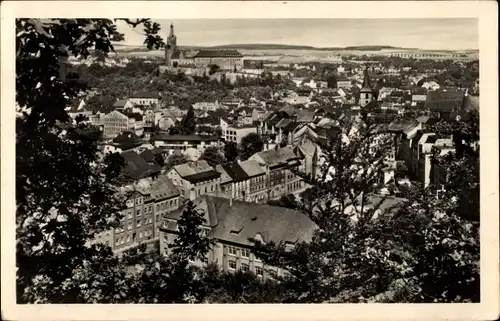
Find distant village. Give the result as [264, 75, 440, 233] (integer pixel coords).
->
[62, 24, 480, 279]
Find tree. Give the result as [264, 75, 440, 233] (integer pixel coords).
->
[208, 64, 220, 75]
[153, 153, 165, 167]
[177, 106, 197, 135]
[394, 161, 408, 178]
[267, 194, 299, 209]
[170, 200, 214, 263]
[239, 133, 264, 161]
[326, 74, 338, 88]
[253, 117, 415, 303]
[224, 141, 239, 162]
[200, 146, 225, 167]
[165, 153, 188, 171]
[16, 18, 164, 303]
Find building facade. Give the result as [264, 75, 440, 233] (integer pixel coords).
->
[167, 160, 221, 199]
[194, 50, 244, 71]
[220, 118, 258, 144]
[158, 195, 317, 280]
[91, 174, 181, 253]
[249, 146, 305, 200]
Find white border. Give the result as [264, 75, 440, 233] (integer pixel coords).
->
[1, 1, 498, 321]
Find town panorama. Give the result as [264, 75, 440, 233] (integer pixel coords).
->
[16, 18, 480, 304]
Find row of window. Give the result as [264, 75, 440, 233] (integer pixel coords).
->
[156, 198, 178, 212]
[115, 229, 155, 247]
[287, 181, 302, 193]
[228, 260, 264, 276]
[226, 245, 260, 261]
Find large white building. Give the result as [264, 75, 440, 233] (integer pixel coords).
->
[103, 110, 144, 138]
[220, 118, 258, 144]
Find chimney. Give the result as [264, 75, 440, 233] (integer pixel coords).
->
[189, 188, 196, 201]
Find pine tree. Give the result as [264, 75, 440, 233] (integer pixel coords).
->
[170, 200, 214, 263]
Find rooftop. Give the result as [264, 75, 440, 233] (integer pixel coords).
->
[172, 160, 216, 179]
[121, 150, 161, 181]
[164, 196, 318, 246]
[153, 134, 218, 142]
[130, 91, 160, 99]
[195, 49, 243, 58]
[183, 170, 221, 184]
[238, 159, 266, 178]
[251, 146, 301, 168]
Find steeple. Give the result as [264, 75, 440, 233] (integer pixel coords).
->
[169, 23, 174, 36]
[359, 66, 374, 107]
[360, 66, 373, 93]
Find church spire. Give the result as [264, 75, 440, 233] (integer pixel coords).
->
[361, 66, 372, 92]
[169, 23, 174, 35]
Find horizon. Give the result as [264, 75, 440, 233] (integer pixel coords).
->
[116, 18, 478, 51]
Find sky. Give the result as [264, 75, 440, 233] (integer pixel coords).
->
[116, 18, 478, 51]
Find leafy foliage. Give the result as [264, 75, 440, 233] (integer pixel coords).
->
[200, 146, 225, 167]
[239, 132, 264, 161]
[169, 106, 196, 135]
[164, 153, 189, 171]
[223, 141, 239, 162]
[267, 194, 299, 209]
[16, 18, 164, 303]
[170, 200, 214, 263]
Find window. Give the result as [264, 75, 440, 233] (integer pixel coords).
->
[228, 260, 237, 270]
[269, 270, 277, 279]
[136, 209, 141, 216]
[139, 231, 143, 239]
[241, 263, 249, 273]
[227, 246, 238, 256]
[128, 223, 132, 230]
[156, 204, 160, 211]
[255, 267, 263, 277]
[127, 211, 133, 219]
[241, 249, 250, 258]
[137, 220, 142, 227]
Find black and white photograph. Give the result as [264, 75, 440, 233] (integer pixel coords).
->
[1, 1, 498, 320]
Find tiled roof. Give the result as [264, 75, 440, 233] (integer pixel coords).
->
[387, 119, 417, 133]
[183, 170, 221, 184]
[210, 196, 317, 245]
[153, 134, 218, 142]
[275, 118, 293, 129]
[164, 196, 317, 246]
[133, 174, 180, 200]
[112, 131, 144, 150]
[173, 160, 214, 178]
[424, 90, 465, 112]
[113, 99, 129, 108]
[238, 159, 266, 178]
[252, 146, 301, 168]
[296, 110, 315, 123]
[121, 150, 161, 180]
[130, 91, 160, 99]
[194, 49, 243, 58]
[219, 162, 249, 182]
[279, 105, 297, 116]
[139, 147, 165, 162]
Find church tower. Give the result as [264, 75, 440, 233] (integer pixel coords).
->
[164, 23, 177, 66]
[359, 66, 374, 107]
